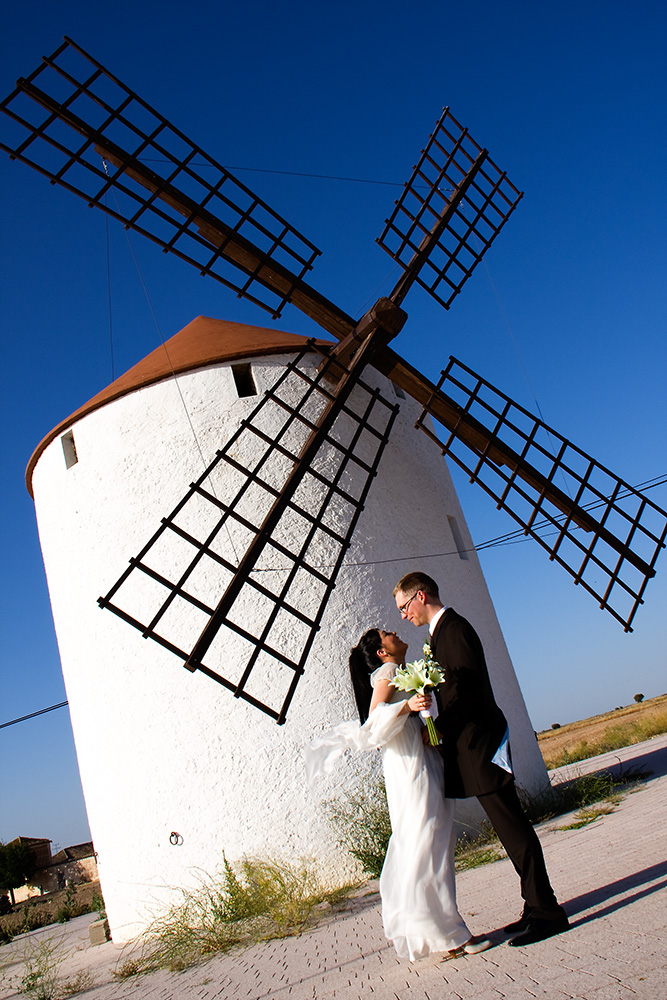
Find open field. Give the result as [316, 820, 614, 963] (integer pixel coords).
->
[537, 693, 667, 768]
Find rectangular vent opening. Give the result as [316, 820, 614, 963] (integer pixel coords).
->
[232, 364, 257, 398]
[61, 430, 78, 469]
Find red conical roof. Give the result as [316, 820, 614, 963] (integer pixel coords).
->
[27, 316, 329, 496]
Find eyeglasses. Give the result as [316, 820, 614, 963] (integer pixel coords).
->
[398, 591, 420, 616]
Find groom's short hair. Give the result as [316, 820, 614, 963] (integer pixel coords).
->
[393, 571, 440, 600]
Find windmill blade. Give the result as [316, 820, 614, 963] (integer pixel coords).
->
[410, 357, 667, 632]
[98, 338, 399, 723]
[0, 37, 343, 325]
[378, 107, 523, 311]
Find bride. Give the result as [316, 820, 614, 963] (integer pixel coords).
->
[307, 628, 491, 962]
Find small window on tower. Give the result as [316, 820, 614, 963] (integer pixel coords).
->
[231, 363, 257, 398]
[61, 430, 78, 469]
[392, 381, 406, 399]
[447, 515, 469, 560]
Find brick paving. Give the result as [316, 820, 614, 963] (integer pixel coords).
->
[1, 735, 666, 999]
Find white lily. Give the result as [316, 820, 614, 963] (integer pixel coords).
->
[390, 656, 445, 745]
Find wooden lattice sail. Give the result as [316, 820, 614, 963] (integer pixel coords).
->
[99, 340, 398, 722]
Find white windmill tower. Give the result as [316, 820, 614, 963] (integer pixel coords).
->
[5, 39, 666, 943]
[26, 315, 540, 942]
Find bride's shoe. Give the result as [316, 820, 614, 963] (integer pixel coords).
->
[463, 935, 492, 954]
[443, 937, 493, 962]
[446, 935, 492, 958]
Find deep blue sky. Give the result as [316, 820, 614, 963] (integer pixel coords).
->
[1, 1, 665, 850]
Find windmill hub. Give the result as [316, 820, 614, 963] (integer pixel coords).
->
[330, 297, 408, 374]
[357, 297, 408, 344]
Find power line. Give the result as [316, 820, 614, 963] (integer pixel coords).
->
[225, 164, 406, 187]
[0, 701, 68, 730]
[140, 158, 407, 188]
[473, 474, 667, 553]
[140, 158, 444, 191]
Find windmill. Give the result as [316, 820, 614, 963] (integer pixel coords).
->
[2, 37, 666, 725]
[3, 38, 666, 942]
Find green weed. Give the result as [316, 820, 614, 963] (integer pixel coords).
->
[19, 941, 60, 1000]
[113, 959, 140, 979]
[89, 892, 106, 921]
[455, 827, 504, 870]
[453, 820, 503, 871]
[15, 937, 95, 999]
[325, 775, 391, 879]
[456, 846, 504, 870]
[556, 802, 617, 830]
[522, 765, 646, 824]
[55, 886, 77, 925]
[114, 857, 355, 976]
[59, 971, 96, 997]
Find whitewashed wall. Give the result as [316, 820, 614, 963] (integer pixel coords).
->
[31, 347, 549, 943]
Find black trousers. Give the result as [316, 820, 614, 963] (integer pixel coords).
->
[477, 781, 566, 921]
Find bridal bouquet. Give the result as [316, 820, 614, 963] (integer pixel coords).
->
[390, 644, 444, 746]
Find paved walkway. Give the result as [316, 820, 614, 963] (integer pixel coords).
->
[1, 736, 666, 999]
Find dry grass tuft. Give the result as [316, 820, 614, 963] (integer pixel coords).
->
[113, 856, 356, 976]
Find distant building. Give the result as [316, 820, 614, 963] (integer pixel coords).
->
[11, 837, 52, 868]
[5, 838, 98, 902]
[46, 842, 98, 891]
[1, 837, 51, 903]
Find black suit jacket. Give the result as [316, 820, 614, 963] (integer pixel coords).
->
[431, 607, 512, 798]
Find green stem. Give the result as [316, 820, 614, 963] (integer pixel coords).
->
[426, 717, 439, 746]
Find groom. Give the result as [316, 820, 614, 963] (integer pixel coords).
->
[393, 570, 569, 946]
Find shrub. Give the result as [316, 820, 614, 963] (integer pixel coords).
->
[325, 774, 391, 878]
[56, 885, 79, 924]
[551, 723, 561, 729]
[90, 891, 106, 920]
[634, 693, 644, 703]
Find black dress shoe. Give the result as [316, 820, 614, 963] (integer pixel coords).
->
[507, 915, 570, 947]
[503, 909, 530, 934]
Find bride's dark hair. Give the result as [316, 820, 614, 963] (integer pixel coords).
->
[349, 628, 383, 724]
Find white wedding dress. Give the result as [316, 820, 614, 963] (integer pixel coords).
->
[306, 663, 470, 961]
